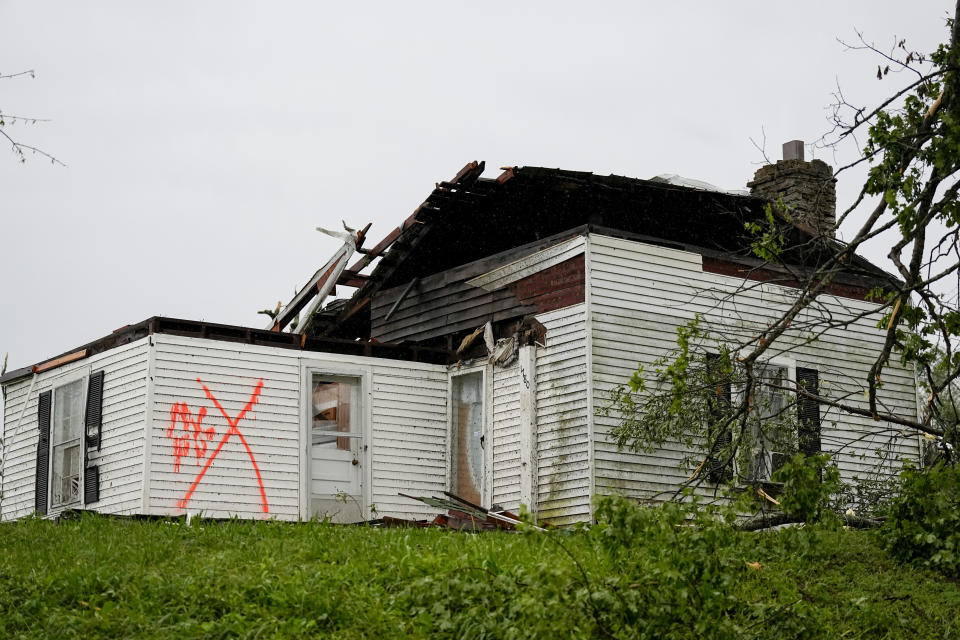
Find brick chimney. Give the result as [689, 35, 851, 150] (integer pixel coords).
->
[747, 140, 837, 238]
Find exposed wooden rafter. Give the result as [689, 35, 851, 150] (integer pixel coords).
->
[270, 222, 373, 333]
[322, 161, 486, 336]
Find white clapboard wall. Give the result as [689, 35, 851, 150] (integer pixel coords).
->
[145, 334, 449, 521]
[3, 235, 918, 525]
[1, 338, 151, 521]
[491, 360, 521, 511]
[368, 358, 449, 516]
[588, 233, 920, 503]
[535, 303, 591, 525]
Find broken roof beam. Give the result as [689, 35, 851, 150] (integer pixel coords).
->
[340, 198, 439, 278]
[344, 224, 404, 276]
[324, 161, 486, 336]
[337, 270, 373, 288]
[271, 222, 368, 332]
[270, 258, 344, 332]
[327, 220, 434, 333]
[449, 160, 481, 184]
[383, 277, 419, 322]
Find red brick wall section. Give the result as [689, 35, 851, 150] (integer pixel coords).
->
[508, 255, 585, 313]
[504, 253, 868, 316]
[701, 257, 872, 301]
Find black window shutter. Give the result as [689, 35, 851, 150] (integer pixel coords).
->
[84, 466, 100, 504]
[796, 367, 821, 456]
[35, 391, 52, 515]
[83, 370, 104, 505]
[85, 370, 104, 451]
[706, 353, 733, 483]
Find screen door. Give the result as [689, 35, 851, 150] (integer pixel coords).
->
[310, 376, 363, 519]
[450, 371, 484, 505]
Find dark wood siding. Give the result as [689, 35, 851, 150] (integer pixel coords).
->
[371, 235, 585, 344]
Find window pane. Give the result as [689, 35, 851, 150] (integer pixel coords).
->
[309, 375, 363, 504]
[53, 379, 84, 445]
[312, 378, 356, 451]
[52, 443, 81, 506]
[312, 433, 360, 449]
[751, 364, 793, 480]
[756, 365, 787, 420]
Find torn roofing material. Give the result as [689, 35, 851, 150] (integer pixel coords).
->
[649, 173, 750, 196]
[309, 161, 489, 340]
[310, 161, 900, 341]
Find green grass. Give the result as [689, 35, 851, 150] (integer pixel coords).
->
[0, 513, 957, 639]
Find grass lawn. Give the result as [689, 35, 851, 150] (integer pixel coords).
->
[0, 512, 958, 639]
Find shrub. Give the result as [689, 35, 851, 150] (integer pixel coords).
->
[590, 496, 747, 639]
[882, 462, 960, 577]
[400, 497, 757, 639]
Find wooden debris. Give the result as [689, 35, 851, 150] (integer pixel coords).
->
[396, 491, 533, 531]
[757, 487, 780, 506]
[384, 277, 419, 322]
[33, 349, 88, 374]
[456, 326, 485, 355]
[271, 221, 363, 333]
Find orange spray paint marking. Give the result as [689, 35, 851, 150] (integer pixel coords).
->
[176, 378, 269, 514]
[166, 403, 212, 472]
[170, 437, 190, 473]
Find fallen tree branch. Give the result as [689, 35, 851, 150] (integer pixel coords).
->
[735, 512, 883, 531]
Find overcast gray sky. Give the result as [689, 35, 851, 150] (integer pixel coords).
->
[0, 1, 952, 394]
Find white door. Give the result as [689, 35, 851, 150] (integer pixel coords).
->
[310, 375, 363, 521]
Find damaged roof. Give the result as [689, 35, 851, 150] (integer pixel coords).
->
[1, 161, 899, 384]
[311, 161, 897, 341]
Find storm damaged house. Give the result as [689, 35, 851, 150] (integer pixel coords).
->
[0, 144, 921, 524]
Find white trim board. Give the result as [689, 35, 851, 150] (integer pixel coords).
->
[467, 236, 586, 291]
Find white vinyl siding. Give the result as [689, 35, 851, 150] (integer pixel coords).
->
[1, 338, 150, 521]
[146, 334, 448, 521]
[148, 335, 300, 520]
[536, 303, 590, 525]
[588, 233, 920, 501]
[492, 361, 521, 511]
[369, 361, 448, 518]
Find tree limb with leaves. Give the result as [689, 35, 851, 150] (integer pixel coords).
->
[607, 4, 960, 499]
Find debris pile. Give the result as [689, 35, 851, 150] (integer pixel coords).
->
[372, 491, 528, 531]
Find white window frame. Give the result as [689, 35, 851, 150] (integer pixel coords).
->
[47, 367, 90, 511]
[299, 362, 371, 520]
[447, 363, 491, 508]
